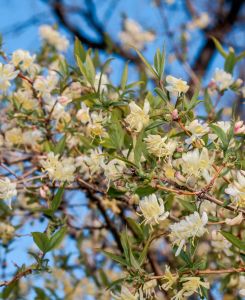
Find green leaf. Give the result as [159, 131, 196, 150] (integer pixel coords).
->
[154, 48, 165, 80]
[134, 130, 144, 166]
[145, 120, 165, 131]
[102, 251, 128, 266]
[32, 232, 50, 253]
[121, 62, 128, 90]
[209, 124, 229, 149]
[132, 47, 158, 79]
[138, 239, 151, 266]
[224, 51, 236, 74]
[50, 186, 65, 212]
[97, 58, 114, 93]
[74, 37, 86, 62]
[107, 187, 126, 197]
[221, 231, 245, 252]
[211, 37, 227, 58]
[53, 135, 66, 155]
[135, 186, 157, 197]
[126, 217, 144, 240]
[85, 54, 96, 87]
[47, 227, 67, 251]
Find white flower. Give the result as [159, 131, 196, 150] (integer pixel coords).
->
[5, 127, 23, 146]
[0, 63, 19, 91]
[180, 276, 210, 297]
[161, 265, 179, 291]
[103, 159, 126, 182]
[169, 212, 208, 256]
[181, 148, 213, 178]
[140, 279, 157, 299]
[188, 13, 210, 30]
[185, 120, 209, 144]
[144, 134, 177, 158]
[211, 230, 232, 256]
[225, 171, 245, 207]
[41, 152, 76, 182]
[119, 19, 155, 50]
[22, 129, 42, 147]
[76, 148, 104, 179]
[225, 212, 243, 226]
[139, 194, 169, 226]
[39, 25, 69, 52]
[212, 68, 234, 91]
[0, 223, 15, 243]
[125, 100, 150, 132]
[13, 89, 37, 110]
[12, 49, 39, 76]
[76, 103, 90, 124]
[198, 200, 216, 216]
[0, 177, 17, 208]
[166, 75, 189, 95]
[111, 286, 138, 300]
[33, 73, 59, 99]
[94, 73, 109, 92]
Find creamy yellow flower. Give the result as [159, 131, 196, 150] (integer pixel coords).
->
[125, 100, 150, 132]
[0, 223, 15, 244]
[166, 75, 189, 95]
[5, 127, 23, 146]
[225, 171, 245, 207]
[180, 276, 210, 297]
[161, 265, 178, 291]
[144, 134, 177, 158]
[0, 63, 19, 91]
[39, 25, 69, 52]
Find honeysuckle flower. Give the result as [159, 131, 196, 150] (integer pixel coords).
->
[140, 279, 157, 299]
[0, 222, 15, 244]
[198, 199, 216, 216]
[103, 159, 126, 182]
[5, 127, 23, 146]
[187, 12, 210, 30]
[180, 276, 210, 297]
[169, 212, 208, 256]
[212, 68, 234, 91]
[22, 129, 42, 147]
[119, 18, 155, 50]
[0, 177, 17, 208]
[211, 230, 232, 256]
[33, 73, 59, 98]
[181, 147, 214, 178]
[0, 63, 19, 91]
[125, 100, 150, 132]
[139, 194, 169, 226]
[225, 212, 243, 226]
[166, 75, 189, 95]
[225, 171, 245, 207]
[57, 95, 72, 106]
[76, 103, 90, 124]
[111, 286, 138, 300]
[39, 25, 69, 52]
[185, 120, 209, 144]
[161, 265, 179, 291]
[11, 49, 39, 76]
[76, 148, 104, 178]
[41, 152, 76, 182]
[144, 134, 177, 158]
[13, 89, 37, 110]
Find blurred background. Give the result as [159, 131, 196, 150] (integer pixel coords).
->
[0, 1, 244, 299]
[1, 0, 244, 108]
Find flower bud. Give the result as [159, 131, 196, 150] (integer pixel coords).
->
[57, 96, 71, 106]
[172, 109, 179, 120]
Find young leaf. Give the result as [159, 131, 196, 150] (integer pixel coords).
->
[50, 186, 65, 212]
[32, 232, 50, 253]
[209, 124, 228, 149]
[53, 135, 66, 155]
[47, 227, 67, 252]
[102, 251, 128, 266]
[221, 231, 245, 252]
[74, 37, 86, 62]
[211, 37, 227, 58]
[121, 62, 128, 90]
[126, 217, 144, 240]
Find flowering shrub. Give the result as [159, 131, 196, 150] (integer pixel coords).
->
[0, 25, 244, 299]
